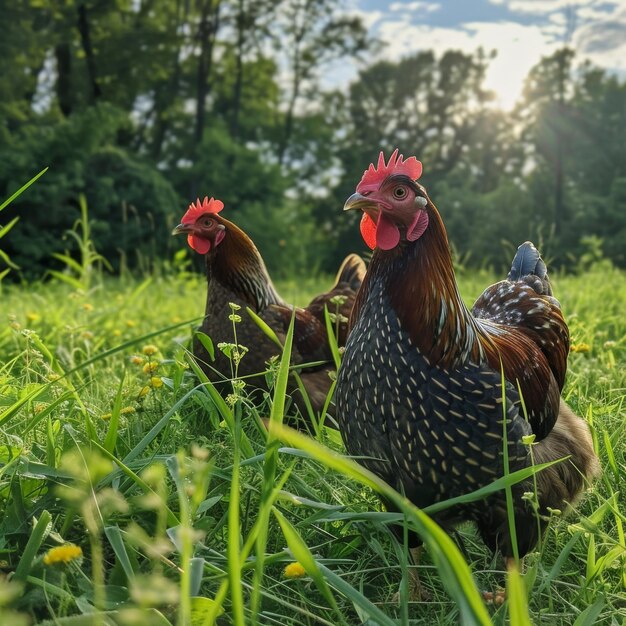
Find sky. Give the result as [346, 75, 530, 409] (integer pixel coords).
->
[334, 0, 626, 109]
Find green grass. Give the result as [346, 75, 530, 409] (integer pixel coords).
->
[0, 264, 625, 625]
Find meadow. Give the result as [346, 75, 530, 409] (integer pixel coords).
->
[0, 251, 625, 625]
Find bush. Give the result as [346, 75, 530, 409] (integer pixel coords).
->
[0, 105, 180, 278]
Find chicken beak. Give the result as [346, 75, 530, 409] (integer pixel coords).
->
[172, 223, 192, 236]
[343, 192, 376, 212]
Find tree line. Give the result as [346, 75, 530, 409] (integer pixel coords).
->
[1, 0, 624, 280]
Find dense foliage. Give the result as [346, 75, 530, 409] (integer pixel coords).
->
[1, 0, 625, 280]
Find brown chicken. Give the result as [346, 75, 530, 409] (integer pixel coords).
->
[335, 150, 600, 598]
[173, 196, 365, 422]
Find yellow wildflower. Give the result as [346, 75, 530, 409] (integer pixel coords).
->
[171, 316, 182, 324]
[82, 303, 94, 312]
[130, 355, 144, 365]
[43, 544, 83, 566]
[138, 386, 151, 398]
[142, 344, 159, 356]
[283, 562, 306, 579]
[26, 312, 41, 323]
[143, 361, 159, 375]
[112, 329, 122, 337]
[150, 377, 163, 389]
[571, 343, 591, 354]
[103, 406, 135, 420]
[126, 320, 137, 328]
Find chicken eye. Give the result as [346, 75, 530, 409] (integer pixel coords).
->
[393, 186, 407, 200]
[202, 218, 213, 227]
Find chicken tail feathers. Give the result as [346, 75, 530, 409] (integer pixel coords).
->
[532, 399, 600, 513]
[507, 241, 554, 298]
[508, 241, 546, 281]
[334, 253, 366, 292]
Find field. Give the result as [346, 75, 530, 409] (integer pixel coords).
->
[0, 263, 625, 625]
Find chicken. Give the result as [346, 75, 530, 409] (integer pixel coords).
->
[172, 196, 365, 422]
[335, 150, 599, 598]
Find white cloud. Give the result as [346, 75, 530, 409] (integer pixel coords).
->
[574, 6, 626, 73]
[488, 0, 609, 13]
[375, 20, 558, 108]
[389, 1, 440, 12]
[578, 5, 617, 21]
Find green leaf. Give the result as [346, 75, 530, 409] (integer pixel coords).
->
[227, 419, 244, 626]
[572, 599, 606, 626]
[195, 332, 215, 361]
[103, 371, 126, 453]
[104, 526, 136, 582]
[506, 563, 531, 626]
[251, 312, 295, 620]
[246, 307, 283, 348]
[191, 596, 224, 625]
[47, 270, 84, 291]
[0, 167, 48, 212]
[323, 305, 341, 369]
[0, 216, 19, 240]
[13, 510, 52, 582]
[424, 458, 566, 516]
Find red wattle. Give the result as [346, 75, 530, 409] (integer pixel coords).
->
[360, 214, 377, 250]
[189, 234, 211, 255]
[375, 212, 401, 250]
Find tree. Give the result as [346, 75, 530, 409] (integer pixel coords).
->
[516, 48, 575, 237]
[272, 0, 368, 165]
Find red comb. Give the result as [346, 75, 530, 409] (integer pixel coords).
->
[356, 149, 422, 194]
[181, 196, 224, 224]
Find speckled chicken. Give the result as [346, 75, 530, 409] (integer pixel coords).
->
[335, 151, 600, 595]
[173, 197, 365, 421]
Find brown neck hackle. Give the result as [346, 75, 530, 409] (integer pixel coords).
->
[205, 216, 283, 311]
[352, 199, 483, 369]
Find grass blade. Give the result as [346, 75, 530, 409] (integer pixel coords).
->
[104, 525, 136, 582]
[323, 305, 341, 369]
[103, 370, 125, 453]
[251, 313, 295, 620]
[228, 413, 245, 626]
[13, 510, 52, 582]
[0, 167, 48, 212]
[506, 562, 531, 625]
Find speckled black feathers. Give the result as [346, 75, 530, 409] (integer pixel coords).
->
[336, 280, 533, 543]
